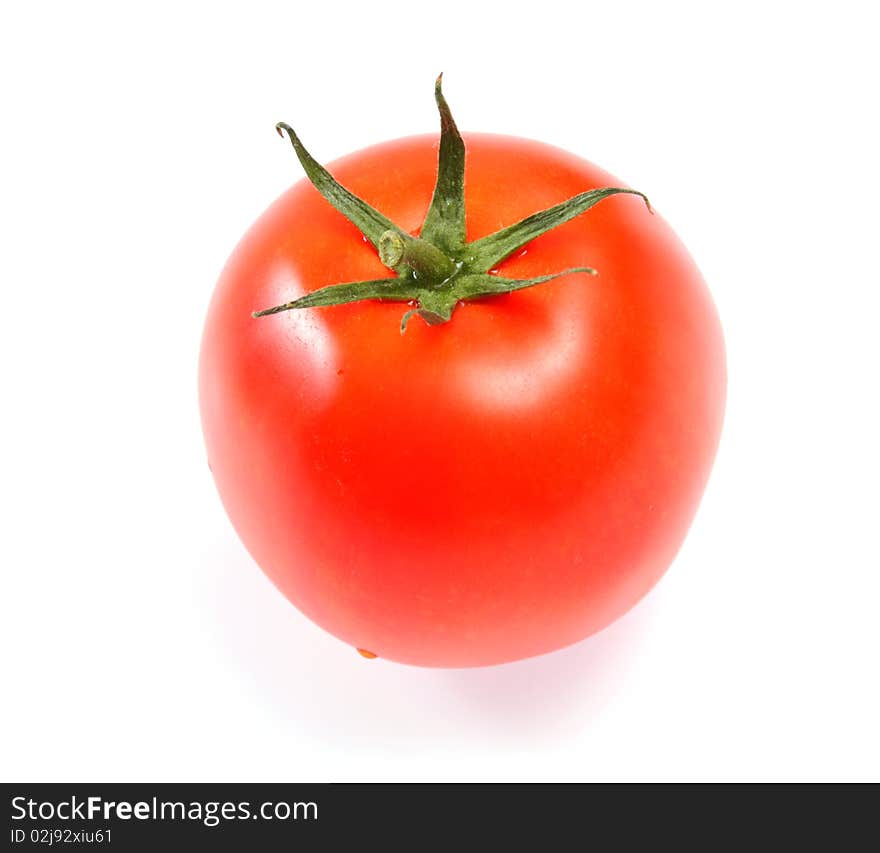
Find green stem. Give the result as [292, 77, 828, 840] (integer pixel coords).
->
[378, 231, 456, 282]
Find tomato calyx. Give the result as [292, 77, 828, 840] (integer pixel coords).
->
[252, 75, 652, 331]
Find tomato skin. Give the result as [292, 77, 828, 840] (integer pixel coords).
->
[199, 133, 725, 667]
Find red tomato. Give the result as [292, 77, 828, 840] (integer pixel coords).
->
[199, 131, 725, 667]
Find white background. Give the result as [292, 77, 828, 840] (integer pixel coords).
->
[2, 1, 878, 782]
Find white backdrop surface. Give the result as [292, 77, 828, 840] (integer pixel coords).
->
[1, 1, 878, 781]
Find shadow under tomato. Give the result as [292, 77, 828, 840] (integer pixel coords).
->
[199, 531, 657, 751]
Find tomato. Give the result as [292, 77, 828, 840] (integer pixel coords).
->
[199, 83, 725, 667]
